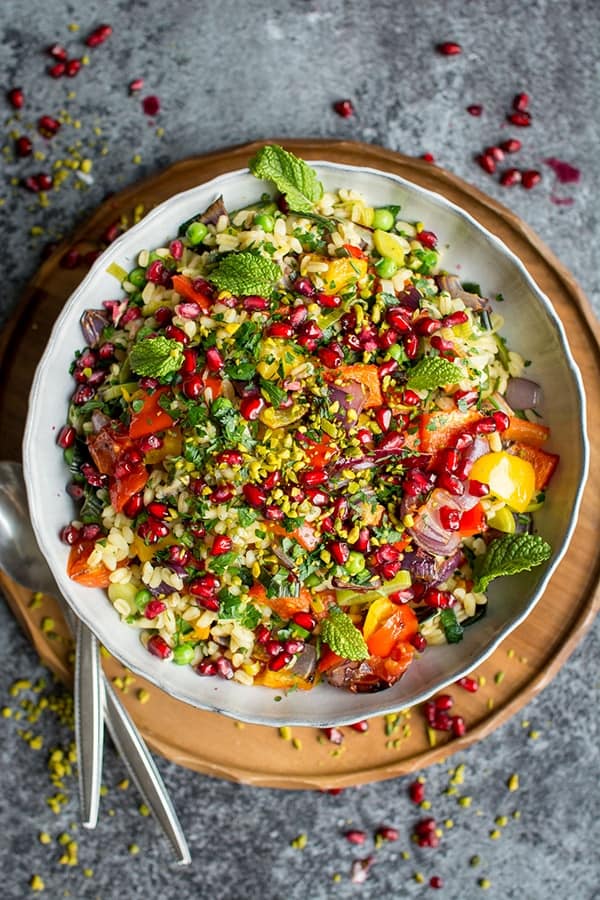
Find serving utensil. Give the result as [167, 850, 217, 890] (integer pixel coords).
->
[0, 461, 191, 864]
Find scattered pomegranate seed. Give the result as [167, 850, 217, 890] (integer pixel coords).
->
[507, 110, 531, 127]
[182, 374, 203, 400]
[513, 91, 529, 112]
[15, 135, 32, 157]
[57, 425, 76, 449]
[467, 104, 483, 116]
[129, 78, 144, 93]
[147, 634, 172, 660]
[521, 169, 541, 189]
[66, 58, 82, 77]
[500, 167, 522, 187]
[376, 826, 399, 842]
[48, 43, 68, 60]
[351, 856, 375, 884]
[243, 295, 269, 311]
[451, 715, 467, 737]
[434, 694, 453, 711]
[422, 152, 435, 163]
[430, 876, 444, 889]
[501, 137, 522, 153]
[7, 87, 24, 109]
[476, 153, 496, 175]
[345, 830, 366, 845]
[267, 321, 294, 339]
[38, 115, 61, 138]
[85, 23, 113, 47]
[318, 343, 344, 369]
[333, 98, 354, 118]
[485, 145, 505, 162]
[456, 675, 479, 692]
[439, 506, 461, 531]
[436, 41, 462, 55]
[293, 277, 314, 297]
[323, 727, 343, 745]
[349, 720, 369, 733]
[283, 639, 304, 655]
[142, 95, 161, 116]
[48, 62, 66, 78]
[409, 780, 425, 804]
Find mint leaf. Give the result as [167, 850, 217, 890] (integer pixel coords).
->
[321, 607, 369, 661]
[407, 356, 462, 391]
[474, 534, 552, 593]
[249, 144, 323, 214]
[209, 251, 281, 297]
[129, 336, 184, 378]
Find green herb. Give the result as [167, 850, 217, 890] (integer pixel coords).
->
[407, 356, 462, 390]
[320, 607, 368, 661]
[210, 397, 254, 448]
[238, 507, 257, 527]
[260, 377, 287, 408]
[209, 251, 281, 297]
[79, 485, 104, 524]
[462, 281, 482, 295]
[266, 568, 299, 599]
[495, 293, 505, 303]
[439, 609, 464, 644]
[225, 360, 256, 381]
[208, 551, 238, 575]
[474, 534, 552, 593]
[413, 247, 438, 274]
[248, 144, 324, 214]
[129, 337, 184, 378]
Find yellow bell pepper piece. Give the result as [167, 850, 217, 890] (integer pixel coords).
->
[259, 404, 309, 429]
[486, 505, 516, 533]
[256, 338, 304, 380]
[373, 230, 408, 265]
[362, 595, 397, 640]
[470, 452, 535, 514]
[305, 255, 368, 295]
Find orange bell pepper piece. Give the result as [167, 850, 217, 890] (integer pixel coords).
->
[331, 364, 383, 409]
[342, 243, 366, 259]
[109, 466, 148, 514]
[254, 669, 315, 690]
[508, 442, 559, 490]
[129, 387, 175, 439]
[317, 646, 345, 673]
[503, 416, 550, 447]
[247, 583, 312, 620]
[171, 274, 211, 312]
[67, 539, 113, 588]
[366, 605, 418, 658]
[419, 409, 481, 453]
[458, 502, 487, 536]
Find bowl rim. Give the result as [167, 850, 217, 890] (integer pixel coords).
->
[23, 160, 590, 726]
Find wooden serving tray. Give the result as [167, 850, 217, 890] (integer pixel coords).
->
[2, 140, 599, 789]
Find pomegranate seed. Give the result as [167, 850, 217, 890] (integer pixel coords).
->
[146, 259, 165, 284]
[48, 62, 66, 78]
[293, 278, 315, 298]
[433, 711, 452, 731]
[416, 230, 437, 249]
[345, 830, 366, 845]
[437, 448, 460, 473]
[142, 95, 161, 116]
[476, 153, 496, 174]
[210, 485, 233, 503]
[356, 428, 373, 446]
[182, 374, 206, 401]
[179, 347, 197, 375]
[38, 115, 61, 138]
[507, 111, 531, 127]
[521, 169, 541, 189]
[146, 501, 168, 519]
[318, 343, 344, 368]
[467, 479, 489, 498]
[196, 660, 217, 676]
[485, 145, 505, 162]
[443, 310, 468, 328]
[7, 87, 24, 109]
[513, 91, 529, 112]
[81, 524, 102, 542]
[66, 58, 82, 77]
[434, 693, 453, 711]
[439, 505, 461, 531]
[60, 525, 80, 545]
[139, 377, 159, 392]
[205, 347, 224, 372]
[332, 496, 349, 520]
[189, 574, 220, 599]
[98, 342, 115, 361]
[378, 359, 398, 379]
[64, 484, 84, 501]
[343, 333, 361, 351]
[376, 826, 399, 842]
[423, 588, 454, 609]
[85, 23, 113, 47]
[267, 321, 294, 339]
[167, 545, 190, 566]
[147, 634, 172, 660]
[500, 138, 522, 153]
[422, 152, 435, 163]
[15, 135, 32, 157]
[269, 652, 292, 671]
[243, 483, 266, 507]
[437, 472, 464, 495]
[243, 295, 269, 311]
[216, 449, 243, 466]
[315, 292, 341, 308]
[57, 425, 75, 449]
[415, 316, 442, 336]
[466, 104, 483, 116]
[451, 715, 467, 737]
[456, 675, 479, 692]
[121, 307, 141, 327]
[48, 43, 68, 60]
[256, 625, 271, 645]
[211, 535, 232, 556]
[430, 876, 444, 889]
[409, 780, 425, 804]
[377, 328, 399, 351]
[453, 432, 474, 451]
[500, 167, 522, 187]
[216, 657, 234, 679]
[240, 395, 265, 421]
[415, 817, 437, 835]
[123, 493, 144, 517]
[424, 701, 437, 725]
[473, 417, 497, 434]
[144, 600, 167, 620]
[36, 173, 54, 191]
[349, 720, 369, 733]
[385, 307, 412, 332]
[300, 468, 327, 487]
[492, 410, 510, 431]
[333, 98, 354, 117]
[374, 406, 392, 432]
[401, 389, 421, 407]
[329, 541, 350, 565]
[292, 611, 316, 631]
[297, 320, 323, 349]
[284, 639, 304, 655]
[437, 41, 462, 55]
[129, 78, 144, 93]
[323, 727, 344, 745]
[73, 385, 94, 405]
[403, 333, 418, 358]
[305, 487, 329, 506]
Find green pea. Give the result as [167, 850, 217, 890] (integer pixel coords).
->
[186, 221, 209, 245]
[128, 267, 147, 288]
[372, 208, 395, 231]
[134, 589, 152, 613]
[173, 644, 195, 666]
[254, 212, 275, 233]
[375, 256, 399, 279]
[345, 551, 366, 576]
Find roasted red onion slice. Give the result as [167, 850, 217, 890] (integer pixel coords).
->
[408, 488, 479, 556]
[401, 547, 464, 584]
[505, 377, 542, 411]
[437, 274, 489, 310]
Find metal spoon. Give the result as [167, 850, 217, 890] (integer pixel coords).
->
[0, 461, 191, 864]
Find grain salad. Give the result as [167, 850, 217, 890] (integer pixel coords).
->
[57, 146, 557, 693]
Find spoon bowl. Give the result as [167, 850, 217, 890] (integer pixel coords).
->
[0, 460, 55, 594]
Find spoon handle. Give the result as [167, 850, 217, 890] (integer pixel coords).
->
[75, 620, 104, 829]
[103, 680, 191, 865]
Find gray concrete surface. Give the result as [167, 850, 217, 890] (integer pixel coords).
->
[1, 1, 599, 898]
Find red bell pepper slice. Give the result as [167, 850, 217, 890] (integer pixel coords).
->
[129, 387, 175, 439]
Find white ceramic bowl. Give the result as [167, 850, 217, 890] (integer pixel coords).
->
[23, 162, 589, 726]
